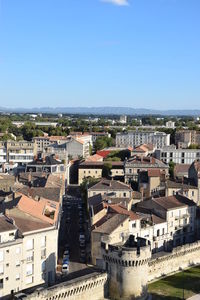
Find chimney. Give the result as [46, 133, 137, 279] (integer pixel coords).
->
[28, 172, 32, 187]
[140, 187, 144, 201]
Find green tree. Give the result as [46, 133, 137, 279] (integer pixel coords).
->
[102, 162, 112, 178]
[169, 161, 175, 179]
[94, 137, 113, 151]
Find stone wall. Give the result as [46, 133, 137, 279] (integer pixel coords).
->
[26, 272, 107, 300]
[148, 241, 200, 282]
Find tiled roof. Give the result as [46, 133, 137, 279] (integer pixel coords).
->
[0, 215, 17, 233]
[127, 156, 167, 168]
[174, 164, 190, 175]
[16, 193, 59, 225]
[86, 154, 103, 162]
[133, 191, 142, 199]
[18, 187, 61, 202]
[153, 194, 195, 210]
[96, 150, 111, 158]
[7, 208, 51, 233]
[136, 194, 195, 213]
[148, 169, 162, 177]
[108, 204, 140, 220]
[89, 179, 132, 191]
[27, 155, 62, 166]
[93, 214, 129, 234]
[166, 180, 197, 190]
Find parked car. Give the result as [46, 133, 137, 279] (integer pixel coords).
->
[80, 240, 85, 248]
[78, 203, 83, 210]
[62, 263, 69, 274]
[14, 293, 27, 299]
[79, 217, 84, 224]
[63, 249, 70, 260]
[79, 210, 83, 217]
[79, 234, 85, 243]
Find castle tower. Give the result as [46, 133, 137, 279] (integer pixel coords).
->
[102, 235, 151, 300]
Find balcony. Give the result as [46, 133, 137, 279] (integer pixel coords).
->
[26, 256, 34, 262]
[175, 214, 189, 220]
[153, 233, 169, 241]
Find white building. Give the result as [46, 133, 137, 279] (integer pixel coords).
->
[155, 145, 200, 164]
[0, 141, 37, 166]
[0, 209, 58, 298]
[166, 121, 175, 129]
[119, 115, 127, 124]
[116, 131, 170, 149]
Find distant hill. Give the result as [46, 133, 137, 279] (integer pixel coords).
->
[0, 106, 200, 116]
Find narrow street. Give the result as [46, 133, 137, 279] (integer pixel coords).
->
[57, 186, 91, 280]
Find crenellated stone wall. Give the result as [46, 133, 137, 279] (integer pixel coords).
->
[102, 238, 151, 300]
[26, 272, 107, 300]
[148, 241, 200, 282]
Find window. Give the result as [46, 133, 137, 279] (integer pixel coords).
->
[16, 260, 20, 267]
[123, 193, 126, 197]
[41, 261, 46, 272]
[0, 264, 3, 275]
[0, 279, 3, 289]
[162, 228, 165, 235]
[26, 251, 34, 262]
[26, 239, 33, 250]
[192, 191, 194, 197]
[157, 229, 160, 237]
[26, 276, 33, 284]
[41, 236, 46, 248]
[26, 264, 33, 276]
[41, 249, 46, 259]
[0, 251, 3, 262]
[16, 274, 20, 281]
[16, 247, 21, 254]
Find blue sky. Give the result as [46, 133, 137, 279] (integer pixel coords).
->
[0, 0, 200, 109]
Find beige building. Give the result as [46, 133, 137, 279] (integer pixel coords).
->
[0, 208, 58, 298]
[78, 161, 124, 185]
[88, 178, 132, 199]
[125, 156, 168, 184]
[135, 194, 196, 248]
[165, 180, 199, 204]
[0, 140, 37, 166]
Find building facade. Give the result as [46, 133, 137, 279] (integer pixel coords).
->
[116, 131, 170, 149]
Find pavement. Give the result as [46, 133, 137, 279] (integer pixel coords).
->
[57, 186, 91, 281]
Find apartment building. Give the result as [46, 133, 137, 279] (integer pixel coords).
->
[0, 140, 36, 166]
[138, 169, 166, 198]
[78, 161, 124, 185]
[135, 195, 196, 249]
[166, 121, 175, 129]
[175, 130, 200, 148]
[116, 131, 170, 149]
[155, 145, 200, 164]
[0, 142, 7, 164]
[26, 155, 65, 174]
[0, 193, 59, 298]
[88, 179, 133, 199]
[33, 136, 68, 153]
[165, 180, 199, 204]
[124, 156, 168, 184]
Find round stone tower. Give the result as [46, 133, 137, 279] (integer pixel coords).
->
[102, 235, 151, 300]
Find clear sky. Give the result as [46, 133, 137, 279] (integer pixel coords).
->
[0, 0, 200, 109]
